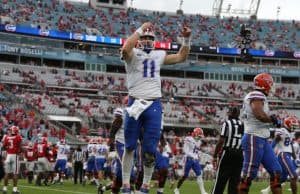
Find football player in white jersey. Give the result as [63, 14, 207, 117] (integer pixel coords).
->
[110, 107, 126, 193]
[83, 138, 97, 186]
[174, 128, 208, 194]
[120, 22, 191, 194]
[99, 107, 127, 194]
[100, 107, 138, 194]
[95, 137, 109, 186]
[54, 138, 70, 184]
[261, 116, 299, 194]
[238, 73, 283, 194]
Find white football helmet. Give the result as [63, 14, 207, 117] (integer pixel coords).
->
[137, 28, 155, 51]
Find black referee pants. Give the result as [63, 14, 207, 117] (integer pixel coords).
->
[74, 161, 83, 184]
[211, 149, 243, 194]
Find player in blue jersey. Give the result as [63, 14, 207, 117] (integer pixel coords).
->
[120, 21, 191, 194]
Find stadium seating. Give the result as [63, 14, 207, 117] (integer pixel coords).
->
[1, 0, 300, 51]
[2, 62, 300, 129]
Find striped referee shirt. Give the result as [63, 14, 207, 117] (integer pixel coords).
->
[73, 150, 84, 162]
[220, 118, 244, 150]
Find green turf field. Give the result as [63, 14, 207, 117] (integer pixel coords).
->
[1, 179, 299, 194]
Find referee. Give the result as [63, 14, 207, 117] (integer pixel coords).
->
[73, 145, 84, 184]
[211, 107, 244, 194]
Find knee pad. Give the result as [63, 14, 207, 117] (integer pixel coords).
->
[143, 153, 156, 168]
[270, 172, 281, 190]
[238, 177, 252, 193]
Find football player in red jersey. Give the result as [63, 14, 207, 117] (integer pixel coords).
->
[34, 136, 49, 186]
[2, 126, 22, 194]
[46, 143, 57, 185]
[24, 142, 37, 184]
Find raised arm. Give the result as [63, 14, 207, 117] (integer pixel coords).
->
[120, 22, 153, 63]
[164, 27, 192, 65]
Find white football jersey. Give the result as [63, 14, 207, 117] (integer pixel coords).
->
[56, 143, 70, 160]
[125, 48, 166, 99]
[242, 91, 271, 138]
[95, 144, 109, 159]
[183, 136, 202, 160]
[274, 128, 294, 154]
[158, 142, 172, 158]
[87, 143, 97, 157]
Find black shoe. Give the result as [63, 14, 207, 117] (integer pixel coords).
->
[43, 179, 49, 186]
[97, 184, 103, 194]
[35, 180, 41, 186]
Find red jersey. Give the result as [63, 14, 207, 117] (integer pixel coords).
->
[24, 148, 36, 161]
[2, 134, 22, 154]
[35, 143, 48, 158]
[47, 147, 57, 163]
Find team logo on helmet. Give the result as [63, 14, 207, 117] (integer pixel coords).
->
[283, 116, 299, 131]
[254, 73, 274, 94]
[192, 127, 204, 139]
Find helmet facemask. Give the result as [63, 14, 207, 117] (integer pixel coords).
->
[138, 36, 155, 52]
[137, 28, 155, 53]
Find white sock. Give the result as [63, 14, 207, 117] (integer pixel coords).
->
[142, 165, 154, 187]
[13, 187, 18, 192]
[122, 149, 134, 186]
[54, 174, 59, 181]
[197, 176, 206, 194]
[95, 179, 99, 186]
[3, 186, 7, 191]
[157, 188, 163, 193]
[263, 186, 271, 193]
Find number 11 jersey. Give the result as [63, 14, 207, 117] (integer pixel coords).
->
[125, 48, 166, 99]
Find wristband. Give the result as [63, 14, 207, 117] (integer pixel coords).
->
[135, 27, 143, 36]
[182, 37, 191, 47]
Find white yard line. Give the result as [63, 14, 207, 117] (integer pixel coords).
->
[19, 185, 94, 194]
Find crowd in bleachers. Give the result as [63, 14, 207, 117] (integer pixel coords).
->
[0, 103, 64, 144]
[1, 0, 300, 51]
[2, 63, 300, 128]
